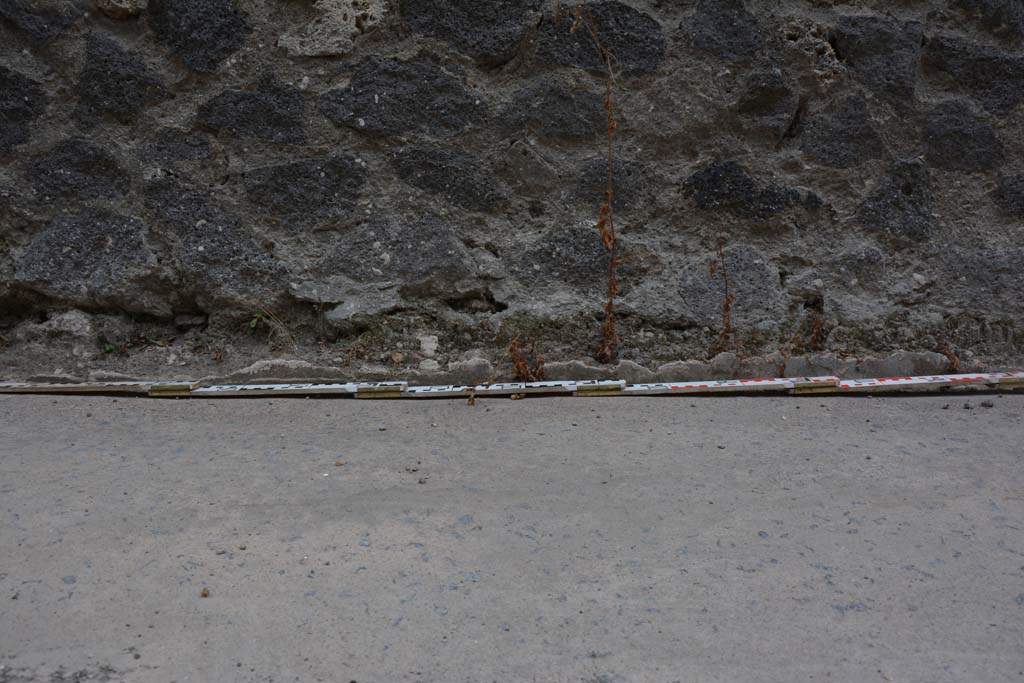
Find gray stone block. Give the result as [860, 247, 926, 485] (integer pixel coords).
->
[319, 57, 484, 138]
[0, 65, 46, 154]
[400, 0, 542, 66]
[148, 0, 249, 72]
[536, 1, 666, 76]
[15, 209, 170, 316]
[24, 138, 130, 200]
[198, 81, 306, 144]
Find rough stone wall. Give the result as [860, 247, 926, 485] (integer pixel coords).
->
[0, 0, 1022, 380]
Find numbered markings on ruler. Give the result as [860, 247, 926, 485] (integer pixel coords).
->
[472, 381, 576, 397]
[624, 383, 680, 396]
[193, 383, 359, 397]
[838, 373, 1004, 392]
[3, 372, 1021, 399]
[624, 378, 795, 395]
[519, 381, 576, 395]
[931, 373, 1003, 387]
[840, 377, 931, 392]
[404, 385, 475, 398]
[0, 380, 195, 394]
[406, 381, 574, 398]
[472, 382, 528, 397]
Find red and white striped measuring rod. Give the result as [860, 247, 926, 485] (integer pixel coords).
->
[0, 372, 1021, 398]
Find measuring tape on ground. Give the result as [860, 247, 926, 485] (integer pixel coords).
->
[0, 372, 1020, 399]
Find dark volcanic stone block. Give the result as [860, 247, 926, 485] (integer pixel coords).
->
[14, 208, 168, 315]
[498, 80, 604, 140]
[514, 224, 609, 290]
[136, 128, 212, 164]
[677, 244, 784, 326]
[923, 34, 1024, 114]
[829, 15, 923, 101]
[24, 138, 130, 200]
[319, 57, 484, 138]
[391, 145, 504, 212]
[198, 82, 306, 144]
[400, 0, 542, 66]
[0, 0, 83, 45]
[856, 159, 933, 242]
[802, 96, 883, 168]
[511, 225, 651, 294]
[736, 67, 798, 134]
[684, 0, 763, 61]
[571, 157, 643, 212]
[940, 246, 1024, 314]
[684, 160, 800, 221]
[315, 215, 474, 294]
[148, 0, 249, 73]
[144, 178, 286, 304]
[244, 155, 367, 227]
[953, 0, 1024, 41]
[76, 33, 169, 126]
[144, 177, 227, 229]
[924, 99, 1004, 172]
[536, 1, 667, 76]
[0, 65, 46, 155]
[994, 174, 1024, 217]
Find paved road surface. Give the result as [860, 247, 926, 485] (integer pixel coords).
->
[1, 393, 1022, 682]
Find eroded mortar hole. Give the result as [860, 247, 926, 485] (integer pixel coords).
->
[446, 289, 508, 314]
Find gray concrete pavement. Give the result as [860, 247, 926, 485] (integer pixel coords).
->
[1, 393, 1022, 682]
